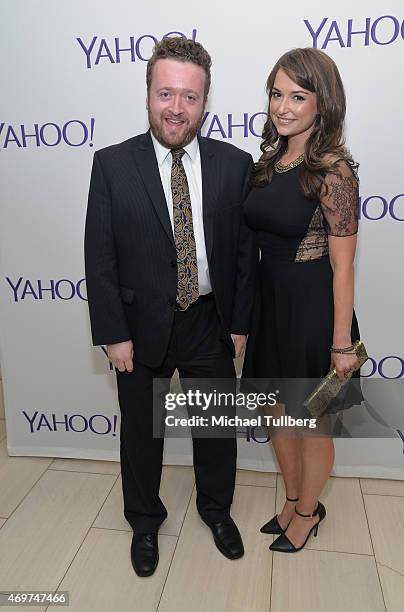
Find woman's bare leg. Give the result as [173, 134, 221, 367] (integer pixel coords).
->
[282, 434, 334, 547]
[270, 433, 302, 528]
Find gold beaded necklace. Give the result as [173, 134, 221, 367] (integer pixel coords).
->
[274, 153, 305, 173]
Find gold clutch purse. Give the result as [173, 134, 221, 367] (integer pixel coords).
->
[303, 340, 368, 418]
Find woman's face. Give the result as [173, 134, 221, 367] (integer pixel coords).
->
[270, 68, 318, 142]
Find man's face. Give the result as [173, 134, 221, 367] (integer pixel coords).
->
[147, 58, 207, 149]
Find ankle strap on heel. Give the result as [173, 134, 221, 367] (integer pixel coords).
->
[295, 503, 319, 518]
[286, 496, 299, 502]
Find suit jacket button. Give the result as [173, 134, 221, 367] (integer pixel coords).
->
[170, 259, 176, 267]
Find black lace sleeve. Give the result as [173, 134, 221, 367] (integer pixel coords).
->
[320, 160, 359, 237]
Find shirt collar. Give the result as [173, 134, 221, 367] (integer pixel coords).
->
[150, 130, 199, 166]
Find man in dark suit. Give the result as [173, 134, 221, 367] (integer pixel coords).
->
[84, 36, 255, 577]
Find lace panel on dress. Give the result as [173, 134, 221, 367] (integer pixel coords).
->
[294, 205, 328, 262]
[320, 166, 359, 237]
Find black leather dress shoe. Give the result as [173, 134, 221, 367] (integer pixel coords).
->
[131, 533, 159, 577]
[202, 516, 244, 559]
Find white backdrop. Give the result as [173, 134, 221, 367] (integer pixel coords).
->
[1, 0, 403, 477]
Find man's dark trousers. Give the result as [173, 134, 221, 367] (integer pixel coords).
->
[116, 294, 236, 534]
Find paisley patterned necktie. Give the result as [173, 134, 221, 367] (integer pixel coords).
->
[170, 148, 199, 310]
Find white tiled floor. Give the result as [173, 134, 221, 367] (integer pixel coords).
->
[0, 422, 403, 610]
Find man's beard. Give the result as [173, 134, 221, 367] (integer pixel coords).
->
[148, 109, 203, 149]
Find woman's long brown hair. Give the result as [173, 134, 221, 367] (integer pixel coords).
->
[252, 48, 358, 197]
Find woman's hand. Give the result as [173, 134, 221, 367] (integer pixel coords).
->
[331, 352, 358, 381]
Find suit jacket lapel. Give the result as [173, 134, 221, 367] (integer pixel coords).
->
[131, 131, 175, 248]
[198, 136, 218, 262]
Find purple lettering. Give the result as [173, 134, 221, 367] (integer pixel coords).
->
[250, 426, 270, 444]
[100, 345, 114, 370]
[62, 120, 88, 146]
[304, 17, 328, 49]
[378, 356, 404, 379]
[89, 415, 112, 435]
[55, 279, 75, 300]
[347, 18, 371, 47]
[76, 278, 88, 300]
[89, 117, 95, 147]
[114, 36, 136, 63]
[322, 20, 346, 48]
[205, 114, 227, 139]
[39, 123, 62, 147]
[52, 414, 70, 431]
[37, 279, 56, 300]
[3, 125, 22, 148]
[227, 113, 249, 138]
[77, 36, 98, 69]
[135, 34, 158, 61]
[69, 415, 88, 433]
[22, 410, 38, 433]
[371, 15, 400, 45]
[20, 124, 41, 147]
[249, 112, 266, 137]
[21, 280, 38, 300]
[37, 413, 53, 431]
[163, 31, 186, 39]
[361, 357, 377, 377]
[6, 276, 23, 302]
[199, 111, 210, 133]
[95, 38, 115, 65]
[361, 196, 388, 220]
[390, 194, 404, 221]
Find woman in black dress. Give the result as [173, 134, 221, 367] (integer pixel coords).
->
[242, 48, 361, 552]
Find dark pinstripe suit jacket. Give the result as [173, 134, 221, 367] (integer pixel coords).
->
[84, 130, 256, 367]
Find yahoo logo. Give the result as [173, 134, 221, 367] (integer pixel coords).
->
[77, 29, 197, 69]
[22, 410, 118, 436]
[200, 111, 266, 139]
[361, 356, 404, 379]
[6, 277, 87, 302]
[237, 425, 270, 444]
[0, 119, 95, 150]
[359, 194, 404, 221]
[305, 16, 404, 49]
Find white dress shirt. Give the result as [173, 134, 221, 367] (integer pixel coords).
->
[150, 131, 212, 295]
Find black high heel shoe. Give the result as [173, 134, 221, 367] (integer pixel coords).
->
[260, 496, 299, 535]
[269, 501, 326, 552]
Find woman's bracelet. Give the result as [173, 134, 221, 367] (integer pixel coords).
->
[330, 344, 355, 354]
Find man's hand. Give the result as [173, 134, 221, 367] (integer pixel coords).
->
[107, 340, 134, 372]
[231, 334, 247, 359]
